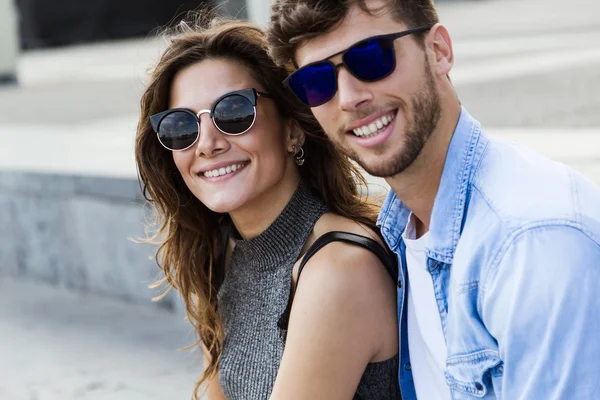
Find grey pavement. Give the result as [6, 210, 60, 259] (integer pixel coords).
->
[0, 277, 203, 400]
[0, 0, 599, 398]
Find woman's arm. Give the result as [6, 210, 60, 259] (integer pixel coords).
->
[202, 345, 227, 400]
[270, 241, 398, 400]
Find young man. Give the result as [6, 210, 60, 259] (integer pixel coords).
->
[268, 1, 600, 399]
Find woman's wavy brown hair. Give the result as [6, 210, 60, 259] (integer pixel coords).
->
[135, 15, 380, 399]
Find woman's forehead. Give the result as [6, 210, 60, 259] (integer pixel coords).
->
[169, 59, 258, 109]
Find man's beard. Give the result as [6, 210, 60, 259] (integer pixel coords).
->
[335, 59, 442, 178]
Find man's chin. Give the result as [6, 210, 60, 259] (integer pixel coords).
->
[352, 133, 427, 178]
[357, 159, 404, 179]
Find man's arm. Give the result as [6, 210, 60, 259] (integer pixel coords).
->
[482, 225, 600, 399]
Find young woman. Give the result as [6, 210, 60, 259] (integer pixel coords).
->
[135, 18, 401, 400]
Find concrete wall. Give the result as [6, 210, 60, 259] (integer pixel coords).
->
[217, 0, 270, 27]
[0, 171, 178, 310]
[216, 0, 248, 19]
[247, 0, 271, 27]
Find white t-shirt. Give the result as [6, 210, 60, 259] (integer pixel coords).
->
[403, 214, 451, 400]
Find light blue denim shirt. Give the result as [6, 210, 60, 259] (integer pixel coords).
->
[377, 108, 600, 399]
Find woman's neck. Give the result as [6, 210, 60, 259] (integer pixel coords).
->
[229, 173, 301, 240]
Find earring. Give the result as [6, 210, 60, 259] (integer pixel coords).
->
[293, 144, 305, 166]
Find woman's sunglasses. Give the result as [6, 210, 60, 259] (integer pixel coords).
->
[283, 26, 431, 107]
[150, 88, 272, 151]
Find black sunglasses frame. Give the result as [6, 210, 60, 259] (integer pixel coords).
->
[150, 88, 271, 151]
[283, 26, 431, 107]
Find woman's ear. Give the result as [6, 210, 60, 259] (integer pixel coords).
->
[286, 121, 305, 154]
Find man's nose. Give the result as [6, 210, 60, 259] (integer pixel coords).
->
[336, 67, 373, 111]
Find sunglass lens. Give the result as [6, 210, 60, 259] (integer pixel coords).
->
[344, 37, 396, 82]
[157, 111, 198, 150]
[214, 94, 255, 134]
[287, 62, 337, 107]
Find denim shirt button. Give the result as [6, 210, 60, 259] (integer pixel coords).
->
[475, 382, 484, 391]
[404, 362, 411, 371]
[397, 280, 402, 289]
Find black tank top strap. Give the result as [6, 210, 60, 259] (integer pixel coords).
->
[294, 231, 397, 292]
[278, 231, 397, 332]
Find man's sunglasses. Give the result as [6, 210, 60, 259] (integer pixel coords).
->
[283, 26, 431, 107]
[150, 88, 271, 151]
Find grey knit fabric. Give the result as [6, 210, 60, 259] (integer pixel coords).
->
[217, 183, 401, 400]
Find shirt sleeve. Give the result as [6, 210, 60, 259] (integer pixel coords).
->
[482, 224, 600, 399]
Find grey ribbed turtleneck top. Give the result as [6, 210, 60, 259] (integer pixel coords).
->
[217, 183, 400, 400]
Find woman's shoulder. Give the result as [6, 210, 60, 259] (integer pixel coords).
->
[311, 212, 385, 248]
[285, 212, 399, 365]
[293, 212, 393, 295]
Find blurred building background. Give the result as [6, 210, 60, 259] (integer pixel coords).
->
[15, 0, 266, 49]
[16, 0, 207, 49]
[0, 0, 599, 398]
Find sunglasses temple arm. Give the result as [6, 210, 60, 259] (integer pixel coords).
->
[150, 115, 161, 132]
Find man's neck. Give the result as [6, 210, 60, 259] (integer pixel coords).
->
[386, 102, 461, 238]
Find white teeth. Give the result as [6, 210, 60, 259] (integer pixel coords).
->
[352, 113, 396, 137]
[203, 163, 246, 178]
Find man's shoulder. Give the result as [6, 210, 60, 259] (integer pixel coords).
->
[453, 134, 600, 271]
[469, 135, 600, 233]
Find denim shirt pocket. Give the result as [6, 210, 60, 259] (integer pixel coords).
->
[445, 350, 502, 399]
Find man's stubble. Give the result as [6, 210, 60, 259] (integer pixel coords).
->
[330, 58, 442, 178]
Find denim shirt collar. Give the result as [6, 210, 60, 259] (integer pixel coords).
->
[377, 107, 483, 263]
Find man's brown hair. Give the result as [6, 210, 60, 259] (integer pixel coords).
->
[268, 0, 439, 67]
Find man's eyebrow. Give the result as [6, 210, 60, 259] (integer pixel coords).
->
[298, 43, 349, 68]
